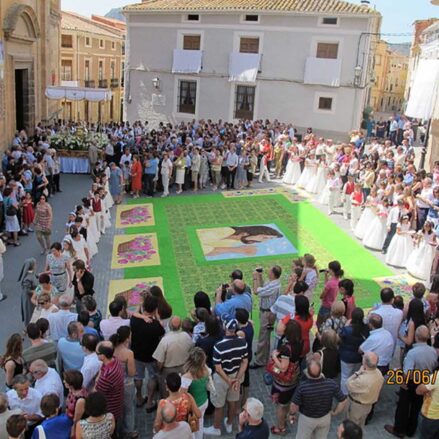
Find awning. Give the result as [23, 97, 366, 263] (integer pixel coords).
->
[405, 59, 439, 120]
[45, 86, 112, 102]
[229, 53, 261, 83]
[172, 49, 203, 74]
[304, 57, 341, 87]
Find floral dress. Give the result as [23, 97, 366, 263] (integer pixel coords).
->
[79, 414, 113, 439]
[46, 253, 69, 292]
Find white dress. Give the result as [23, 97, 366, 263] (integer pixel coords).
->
[385, 223, 414, 268]
[315, 165, 327, 195]
[406, 232, 436, 280]
[318, 179, 330, 205]
[296, 160, 313, 188]
[305, 160, 318, 193]
[362, 206, 388, 250]
[283, 156, 301, 185]
[354, 197, 377, 240]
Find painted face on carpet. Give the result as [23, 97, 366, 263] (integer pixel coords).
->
[197, 223, 297, 261]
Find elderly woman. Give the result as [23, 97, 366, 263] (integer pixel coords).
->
[18, 258, 38, 326]
[108, 162, 123, 204]
[33, 194, 53, 255]
[3, 187, 20, 246]
[44, 242, 72, 294]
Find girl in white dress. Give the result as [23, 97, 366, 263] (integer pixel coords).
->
[385, 216, 414, 268]
[354, 188, 378, 240]
[350, 183, 364, 231]
[315, 157, 327, 195]
[283, 146, 301, 185]
[307, 156, 326, 194]
[406, 221, 437, 280]
[363, 199, 389, 250]
[304, 154, 318, 193]
[296, 153, 314, 188]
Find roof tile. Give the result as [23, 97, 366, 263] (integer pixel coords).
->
[123, 0, 379, 15]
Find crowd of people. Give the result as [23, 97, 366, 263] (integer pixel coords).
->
[0, 116, 438, 439]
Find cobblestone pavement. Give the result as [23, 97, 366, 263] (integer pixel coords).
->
[0, 174, 419, 438]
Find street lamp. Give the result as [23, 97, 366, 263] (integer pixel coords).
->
[152, 77, 160, 90]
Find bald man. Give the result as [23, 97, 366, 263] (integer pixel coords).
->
[153, 402, 192, 439]
[214, 279, 252, 318]
[153, 315, 194, 396]
[385, 325, 438, 437]
[346, 352, 384, 427]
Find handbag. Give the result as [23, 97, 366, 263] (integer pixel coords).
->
[6, 205, 17, 216]
[266, 346, 299, 386]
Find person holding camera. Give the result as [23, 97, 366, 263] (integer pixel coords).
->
[214, 279, 252, 318]
[250, 266, 282, 369]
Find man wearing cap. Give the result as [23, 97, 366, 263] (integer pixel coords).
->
[204, 316, 248, 436]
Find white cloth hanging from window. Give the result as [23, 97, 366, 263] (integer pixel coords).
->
[229, 53, 261, 83]
[172, 49, 202, 74]
[406, 59, 439, 120]
[304, 57, 341, 87]
[45, 86, 111, 102]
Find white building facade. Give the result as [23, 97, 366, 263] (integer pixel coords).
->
[123, 0, 380, 137]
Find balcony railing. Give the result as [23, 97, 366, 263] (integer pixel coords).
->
[110, 78, 119, 88]
[99, 79, 108, 88]
[84, 80, 95, 88]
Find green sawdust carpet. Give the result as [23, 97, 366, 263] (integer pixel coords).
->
[120, 193, 393, 326]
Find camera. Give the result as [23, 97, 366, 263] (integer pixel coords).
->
[256, 267, 263, 273]
[319, 269, 328, 273]
[221, 283, 229, 302]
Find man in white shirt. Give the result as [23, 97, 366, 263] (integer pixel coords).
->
[225, 145, 238, 189]
[359, 314, 394, 375]
[382, 199, 403, 254]
[99, 300, 130, 340]
[6, 375, 42, 427]
[80, 333, 102, 391]
[29, 360, 64, 406]
[372, 288, 403, 347]
[47, 294, 77, 341]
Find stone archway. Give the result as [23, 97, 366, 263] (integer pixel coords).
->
[3, 4, 40, 41]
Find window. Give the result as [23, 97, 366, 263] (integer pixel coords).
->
[244, 14, 259, 22]
[178, 80, 197, 114]
[322, 17, 338, 25]
[111, 61, 115, 79]
[234, 85, 255, 120]
[61, 60, 73, 81]
[187, 14, 199, 21]
[375, 54, 381, 66]
[122, 43, 125, 56]
[85, 60, 90, 81]
[98, 61, 103, 81]
[183, 35, 201, 50]
[318, 97, 333, 111]
[99, 39, 104, 49]
[121, 62, 125, 87]
[85, 36, 91, 47]
[61, 34, 73, 48]
[316, 42, 339, 59]
[239, 37, 259, 54]
[112, 41, 116, 50]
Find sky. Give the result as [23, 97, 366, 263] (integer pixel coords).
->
[61, 0, 438, 43]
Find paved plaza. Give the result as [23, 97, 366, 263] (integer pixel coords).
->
[0, 174, 420, 438]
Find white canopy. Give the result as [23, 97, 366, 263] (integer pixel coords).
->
[45, 86, 112, 102]
[172, 49, 203, 74]
[304, 57, 341, 87]
[229, 53, 261, 83]
[405, 59, 439, 120]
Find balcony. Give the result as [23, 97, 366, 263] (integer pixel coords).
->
[98, 79, 108, 88]
[110, 78, 119, 88]
[84, 80, 95, 88]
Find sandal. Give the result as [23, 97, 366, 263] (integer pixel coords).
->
[271, 426, 287, 435]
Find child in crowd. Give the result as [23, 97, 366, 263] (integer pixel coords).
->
[21, 191, 35, 233]
[339, 279, 356, 320]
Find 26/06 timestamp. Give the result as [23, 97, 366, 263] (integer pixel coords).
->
[386, 369, 438, 386]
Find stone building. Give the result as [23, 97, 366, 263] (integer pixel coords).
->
[123, 0, 380, 138]
[369, 40, 408, 113]
[60, 11, 125, 124]
[0, 0, 61, 151]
